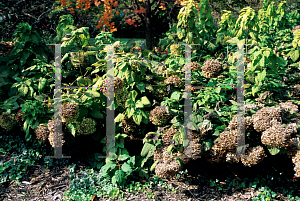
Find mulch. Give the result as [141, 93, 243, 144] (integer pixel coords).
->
[1, 156, 300, 201]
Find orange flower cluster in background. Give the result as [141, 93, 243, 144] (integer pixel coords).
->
[159, 3, 166, 10]
[59, 0, 118, 32]
[134, 9, 146, 14]
[96, 0, 118, 32]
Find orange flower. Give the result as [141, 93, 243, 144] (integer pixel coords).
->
[125, 18, 136, 25]
[116, 11, 120, 15]
[94, 0, 101, 6]
[110, 28, 117, 32]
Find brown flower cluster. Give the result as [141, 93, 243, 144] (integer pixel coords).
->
[279, 101, 299, 115]
[154, 146, 182, 178]
[34, 125, 50, 143]
[261, 121, 293, 148]
[240, 146, 266, 167]
[201, 59, 223, 79]
[292, 151, 300, 177]
[252, 107, 282, 132]
[60, 102, 79, 123]
[182, 62, 201, 72]
[47, 119, 65, 148]
[164, 75, 182, 86]
[149, 106, 171, 126]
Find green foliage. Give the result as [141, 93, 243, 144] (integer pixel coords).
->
[176, 0, 216, 52]
[53, 14, 76, 44]
[95, 31, 116, 46]
[76, 117, 97, 135]
[0, 112, 16, 131]
[63, 164, 119, 201]
[8, 22, 53, 71]
[0, 133, 68, 185]
[19, 100, 52, 142]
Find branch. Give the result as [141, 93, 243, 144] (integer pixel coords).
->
[123, 1, 135, 11]
[153, 2, 180, 22]
[124, 0, 146, 24]
[152, 0, 162, 14]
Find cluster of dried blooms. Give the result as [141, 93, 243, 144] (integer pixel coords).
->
[201, 59, 223, 79]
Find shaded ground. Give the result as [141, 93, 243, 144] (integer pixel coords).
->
[1, 152, 300, 201]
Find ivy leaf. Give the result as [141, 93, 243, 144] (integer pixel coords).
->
[133, 109, 143, 125]
[38, 77, 47, 93]
[259, 56, 265, 67]
[108, 188, 119, 199]
[141, 96, 151, 106]
[150, 160, 159, 171]
[115, 113, 125, 123]
[136, 82, 145, 93]
[267, 145, 280, 155]
[203, 139, 213, 151]
[20, 51, 30, 66]
[135, 100, 144, 108]
[90, 110, 103, 119]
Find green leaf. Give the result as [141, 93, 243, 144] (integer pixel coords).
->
[108, 188, 119, 198]
[77, 76, 87, 86]
[141, 96, 151, 106]
[34, 94, 46, 102]
[84, 90, 100, 97]
[130, 90, 138, 102]
[212, 129, 220, 136]
[38, 77, 47, 93]
[171, 91, 181, 101]
[20, 51, 31, 66]
[259, 56, 265, 67]
[90, 110, 103, 119]
[136, 82, 145, 93]
[126, 107, 135, 118]
[167, 145, 174, 153]
[291, 50, 300, 62]
[135, 100, 144, 108]
[121, 163, 132, 173]
[115, 113, 125, 123]
[22, 86, 28, 96]
[252, 85, 260, 96]
[114, 170, 125, 186]
[140, 143, 155, 157]
[133, 109, 143, 125]
[150, 160, 159, 171]
[267, 146, 280, 155]
[67, 123, 76, 137]
[118, 154, 130, 161]
[203, 139, 213, 151]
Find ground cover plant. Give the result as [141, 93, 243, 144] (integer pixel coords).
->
[0, 0, 300, 200]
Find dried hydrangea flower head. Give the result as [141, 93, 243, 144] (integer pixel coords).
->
[241, 146, 266, 167]
[47, 119, 65, 148]
[149, 106, 171, 126]
[34, 125, 50, 143]
[0, 112, 16, 131]
[252, 107, 282, 132]
[201, 59, 223, 79]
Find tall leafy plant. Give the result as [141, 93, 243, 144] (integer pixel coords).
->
[176, 0, 216, 52]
